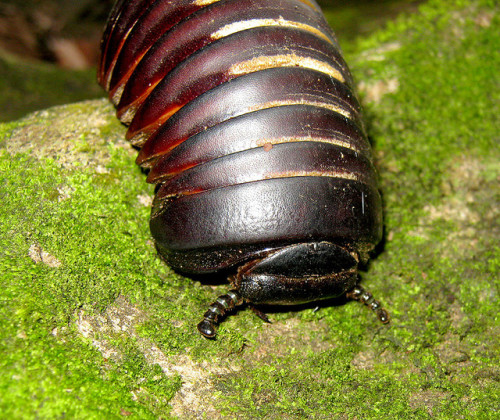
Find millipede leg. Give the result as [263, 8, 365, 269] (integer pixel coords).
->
[346, 283, 390, 324]
[197, 289, 244, 338]
[248, 304, 271, 324]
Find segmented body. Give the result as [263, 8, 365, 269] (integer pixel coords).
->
[98, 0, 387, 337]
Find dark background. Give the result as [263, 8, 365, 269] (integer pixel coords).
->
[0, 0, 425, 70]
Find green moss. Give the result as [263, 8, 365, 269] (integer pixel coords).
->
[0, 0, 498, 418]
[0, 109, 183, 417]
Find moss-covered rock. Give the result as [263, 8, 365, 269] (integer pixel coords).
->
[0, 0, 498, 418]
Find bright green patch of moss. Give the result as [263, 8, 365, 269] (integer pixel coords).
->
[0, 105, 189, 416]
[0, 145, 181, 418]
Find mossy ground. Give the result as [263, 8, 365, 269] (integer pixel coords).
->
[0, 0, 498, 418]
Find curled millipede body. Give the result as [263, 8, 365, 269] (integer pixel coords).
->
[98, 0, 389, 338]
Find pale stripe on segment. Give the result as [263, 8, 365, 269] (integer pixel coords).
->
[127, 98, 357, 148]
[247, 98, 353, 121]
[194, 0, 222, 6]
[111, 84, 125, 107]
[212, 18, 334, 45]
[254, 136, 363, 155]
[263, 170, 363, 182]
[119, 103, 139, 126]
[165, 170, 370, 198]
[229, 53, 345, 84]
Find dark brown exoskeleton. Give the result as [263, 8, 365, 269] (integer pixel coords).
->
[98, 0, 389, 338]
